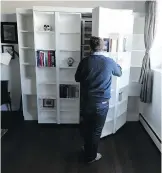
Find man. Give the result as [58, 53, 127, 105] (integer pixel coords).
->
[75, 36, 122, 163]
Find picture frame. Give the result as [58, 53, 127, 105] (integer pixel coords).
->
[1, 22, 18, 44]
[43, 98, 55, 108]
[1, 45, 15, 59]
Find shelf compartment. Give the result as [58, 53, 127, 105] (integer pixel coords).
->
[17, 13, 33, 31]
[59, 13, 81, 33]
[19, 49, 35, 65]
[118, 68, 130, 89]
[59, 68, 77, 83]
[21, 65, 36, 79]
[36, 67, 56, 84]
[59, 34, 81, 51]
[37, 84, 57, 97]
[35, 32, 55, 50]
[21, 79, 36, 95]
[38, 111, 57, 124]
[23, 95, 37, 110]
[117, 99, 128, 117]
[60, 84, 79, 98]
[59, 51, 80, 67]
[60, 98, 79, 111]
[19, 32, 34, 48]
[35, 30, 55, 34]
[60, 111, 79, 124]
[34, 11, 55, 32]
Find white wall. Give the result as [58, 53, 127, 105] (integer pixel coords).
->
[1, 1, 145, 13]
[139, 69, 162, 140]
[1, 13, 21, 110]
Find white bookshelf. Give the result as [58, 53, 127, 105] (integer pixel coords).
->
[17, 9, 37, 120]
[92, 7, 134, 137]
[17, 7, 134, 135]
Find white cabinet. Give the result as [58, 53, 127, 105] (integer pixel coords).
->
[92, 7, 133, 137]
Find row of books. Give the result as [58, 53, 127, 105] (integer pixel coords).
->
[60, 85, 79, 98]
[36, 50, 56, 67]
[103, 38, 126, 52]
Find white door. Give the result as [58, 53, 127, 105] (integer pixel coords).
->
[92, 7, 134, 137]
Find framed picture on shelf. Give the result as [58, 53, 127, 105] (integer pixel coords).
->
[1, 45, 15, 59]
[1, 22, 18, 44]
[43, 98, 55, 108]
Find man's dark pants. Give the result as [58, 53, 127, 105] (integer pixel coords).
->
[81, 101, 109, 162]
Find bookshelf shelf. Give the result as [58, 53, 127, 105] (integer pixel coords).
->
[21, 62, 35, 66]
[60, 50, 80, 52]
[20, 30, 34, 33]
[21, 47, 34, 49]
[59, 66, 77, 69]
[36, 30, 55, 34]
[60, 32, 81, 34]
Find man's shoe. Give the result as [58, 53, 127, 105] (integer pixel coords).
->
[88, 153, 102, 163]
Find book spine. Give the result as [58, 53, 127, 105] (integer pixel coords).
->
[109, 39, 112, 52]
[40, 51, 43, 67]
[51, 51, 55, 67]
[107, 39, 109, 52]
[48, 51, 50, 67]
[37, 51, 39, 67]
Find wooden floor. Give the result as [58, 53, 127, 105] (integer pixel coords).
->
[1, 122, 161, 173]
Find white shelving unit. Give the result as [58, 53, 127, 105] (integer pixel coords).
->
[17, 7, 134, 135]
[17, 9, 37, 120]
[92, 7, 134, 137]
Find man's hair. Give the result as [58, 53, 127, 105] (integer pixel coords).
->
[90, 36, 104, 52]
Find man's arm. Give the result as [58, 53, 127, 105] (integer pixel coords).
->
[75, 60, 84, 82]
[111, 59, 122, 77]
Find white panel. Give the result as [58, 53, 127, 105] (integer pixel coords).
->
[19, 49, 35, 65]
[106, 107, 115, 121]
[19, 32, 34, 47]
[129, 82, 141, 96]
[60, 111, 79, 124]
[118, 69, 130, 89]
[17, 13, 33, 31]
[59, 35, 80, 51]
[109, 91, 116, 107]
[132, 34, 145, 50]
[21, 79, 36, 94]
[101, 120, 114, 138]
[118, 52, 131, 70]
[23, 109, 37, 120]
[115, 112, 127, 132]
[129, 67, 141, 82]
[60, 68, 76, 83]
[37, 84, 57, 97]
[131, 51, 144, 67]
[36, 67, 56, 83]
[21, 66, 36, 79]
[118, 86, 129, 102]
[133, 16, 145, 34]
[38, 111, 57, 123]
[60, 98, 79, 111]
[58, 13, 81, 33]
[35, 33, 55, 50]
[117, 100, 128, 117]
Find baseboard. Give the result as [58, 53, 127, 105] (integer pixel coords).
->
[139, 114, 161, 152]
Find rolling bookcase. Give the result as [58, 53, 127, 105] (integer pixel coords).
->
[16, 7, 134, 138]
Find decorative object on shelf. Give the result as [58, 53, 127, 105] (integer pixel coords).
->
[1, 22, 18, 44]
[43, 25, 52, 31]
[36, 50, 55, 67]
[39, 98, 55, 108]
[67, 57, 74, 67]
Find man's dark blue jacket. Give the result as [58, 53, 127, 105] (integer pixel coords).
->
[75, 52, 122, 103]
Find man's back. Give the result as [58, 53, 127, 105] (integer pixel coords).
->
[75, 53, 122, 103]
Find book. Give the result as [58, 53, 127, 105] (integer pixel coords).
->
[111, 39, 118, 53]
